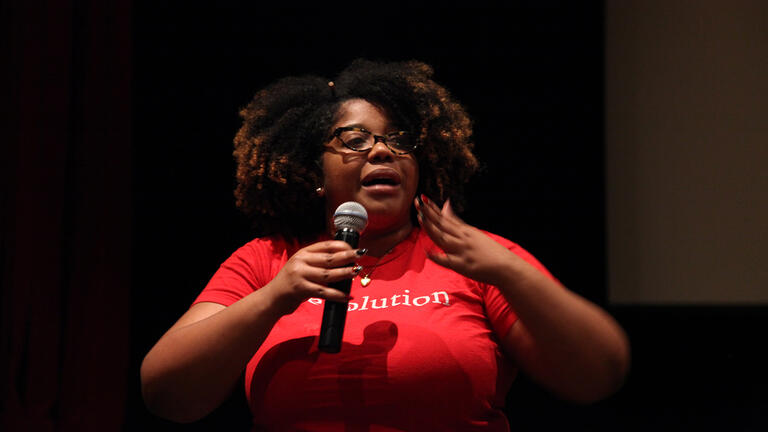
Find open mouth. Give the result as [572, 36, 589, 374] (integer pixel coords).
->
[361, 169, 402, 188]
[362, 178, 399, 187]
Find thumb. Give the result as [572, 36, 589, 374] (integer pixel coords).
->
[426, 250, 453, 269]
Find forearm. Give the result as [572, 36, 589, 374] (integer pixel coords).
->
[498, 253, 630, 402]
[140, 285, 284, 422]
[414, 196, 629, 400]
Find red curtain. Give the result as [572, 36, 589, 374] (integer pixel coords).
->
[1, 1, 132, 430]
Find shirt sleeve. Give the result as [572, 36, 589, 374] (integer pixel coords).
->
[192, 237, 292, 307]
[481, 232, 558, 339]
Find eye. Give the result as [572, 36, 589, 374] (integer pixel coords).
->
[340, 130, 371, 149]
[387, 132, 411, 149]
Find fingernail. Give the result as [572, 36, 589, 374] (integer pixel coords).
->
[356, 248, 368, 256]
[352, 265, 363, 274]
[420, 194, 428, 204]
[416, 194, 424, 206]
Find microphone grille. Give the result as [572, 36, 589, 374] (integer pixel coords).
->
[333, 201, 368, 233]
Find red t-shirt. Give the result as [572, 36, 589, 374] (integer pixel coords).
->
[194, 227, 555, 431]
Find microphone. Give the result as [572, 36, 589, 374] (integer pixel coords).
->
[318, 201, 368, 353]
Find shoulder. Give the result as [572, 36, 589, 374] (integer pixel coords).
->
[199, 235, 311, 304]
[218, 235, 307, 284]
[234, 235, 306, 261]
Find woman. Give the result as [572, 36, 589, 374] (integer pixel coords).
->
[141, 59, 630, 431]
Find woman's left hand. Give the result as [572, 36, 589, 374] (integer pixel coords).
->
[415, 195, 517, 286]
[416, 195, 630, 403]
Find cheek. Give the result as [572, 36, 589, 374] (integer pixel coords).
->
[322, 170, 348, 193]
[321, 155, 358, 195]
[320, 155, 340, 186]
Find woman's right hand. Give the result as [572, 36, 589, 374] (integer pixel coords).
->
[141, 240, 364, 422]
[265, 240, 364, 316]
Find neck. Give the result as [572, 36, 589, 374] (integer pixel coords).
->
[358, 221, 414, 257]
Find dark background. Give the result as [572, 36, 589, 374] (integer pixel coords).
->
[2, 1, 766, 431]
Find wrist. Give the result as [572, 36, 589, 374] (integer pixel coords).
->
[490, 249, 538, 290]
[480, 247, 522, 287]
[256, 281, 302, 318]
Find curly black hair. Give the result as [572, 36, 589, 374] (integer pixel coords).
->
[233, 59, 478, 240]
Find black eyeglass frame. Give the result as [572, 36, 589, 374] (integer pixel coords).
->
[330, 126, 418, 155]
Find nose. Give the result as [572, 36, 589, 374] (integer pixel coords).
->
[367, 137, 395, 163]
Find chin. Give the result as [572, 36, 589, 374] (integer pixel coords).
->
[358, 197, 404, 214]
[329, 190, 413, 226]
[363, 206, 412, 230]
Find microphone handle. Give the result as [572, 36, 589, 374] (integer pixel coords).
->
[318, 228, 359, 353]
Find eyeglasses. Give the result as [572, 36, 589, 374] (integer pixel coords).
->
[331, 127, 417, 155]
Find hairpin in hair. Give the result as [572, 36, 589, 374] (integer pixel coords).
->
[328, 81, 337, 98]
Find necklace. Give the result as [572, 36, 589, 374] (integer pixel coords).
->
[356, 228, 417, 287]
[359, 247, 396, 287]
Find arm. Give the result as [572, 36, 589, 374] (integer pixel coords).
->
[415, 196, 630, 403]
[497, 263, 629, 403]
[140, 240, 363, 423]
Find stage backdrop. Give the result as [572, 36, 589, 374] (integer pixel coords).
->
[605, 0, 768, 304]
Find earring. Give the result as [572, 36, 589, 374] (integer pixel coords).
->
[316, 186, 325, 197]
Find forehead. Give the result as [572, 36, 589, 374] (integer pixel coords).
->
[334, 99, 393, 129]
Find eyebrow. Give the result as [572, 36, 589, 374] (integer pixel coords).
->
[339, 123, 368, 130]
[338, 124, 405, 134]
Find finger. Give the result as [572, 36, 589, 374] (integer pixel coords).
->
[417, 194, 441, 220]
[304, 240, 355, 253]
[305, 264, 362, 285]
[420, 215, 467, 256]
[435, 199, 466, 233]
[426, 250, 455, 270]
[304, 248, 365, 268]
[419, 195, 462, 237]
[417, 203, 451, 248]
[304, 282, 354, 302]
[416, 195, 449, 232]
[441, 199, 465, 224]
[416, 196, 461, 245]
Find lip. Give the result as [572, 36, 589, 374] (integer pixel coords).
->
[361, 168, 402, 188]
